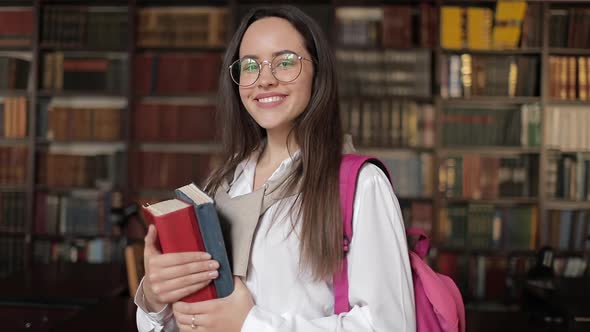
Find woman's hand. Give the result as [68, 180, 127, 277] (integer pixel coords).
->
[142, 225, 220, 312]
[172, 277, 254, 332]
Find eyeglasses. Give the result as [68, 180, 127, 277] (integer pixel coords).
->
[229, 52, 312, 87]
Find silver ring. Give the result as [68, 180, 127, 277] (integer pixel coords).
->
[191, 314, 196, 329]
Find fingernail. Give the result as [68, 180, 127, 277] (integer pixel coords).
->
[209, 261, 219, 269]
[209, 270, 218, 278]
[203, 253, 211, 260]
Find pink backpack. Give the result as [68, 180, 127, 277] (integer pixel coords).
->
[334, 154, 466, 332]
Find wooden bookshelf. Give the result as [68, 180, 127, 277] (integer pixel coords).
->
[442, 48, 543, 55]
[549, 48, 590, 56]
[545, 200, 590, 210]
[33, 233, 125, 241]
[443, 198, 539, 205]
[37, 91, 127, 98]
[0, 138, 29, 146]
[439, 147, 542, 155]
[0, 230, 26, 236]
[0, 0, 589, 308]
[0, 185, 27, 192]
[0, 90, 30, 97]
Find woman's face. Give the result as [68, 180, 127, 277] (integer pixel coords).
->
[237, 17, 314, 134]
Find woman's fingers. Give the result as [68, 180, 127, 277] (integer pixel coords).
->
[143, 225, 161, 258]
[152, 260, 219, 281]
[174, 311, 212, 329]
[151, 270, 217, 296]
[156, 280, 213, 304]
[150, 251, 212, 269]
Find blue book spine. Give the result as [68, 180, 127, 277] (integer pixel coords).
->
[175, 190, 234, 298]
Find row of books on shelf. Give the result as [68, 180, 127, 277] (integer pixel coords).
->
[39, 98, 218, 142]
[0, 7, 33, 47]
[0, 146, 27, 186]
[542, 209, 590, 252]
[439, 205, 590, 253]
[382, 152, 434, 199]
[34, 190, 118, 236]
[437, 253, 509, 302]
[439, 154, 538, 200]
[549, 56, 590, 101]
[467, 255, 509, 302]
[129, 151, 216, 190]
[440, 2, 534, 50]
[37, 151, 123, 188]
[0, 97, 26, 138]
[42, 6, 129, 50]
[0, 192, 26, 233]
[5, 51, 222, 95]
[439, 204, 537, 251]
[441, 54, 539, 98]
[40, 97, 123, 141]
[334, 5, 437, 49]
[0, 54, 30, 90]
[138, 7, 228, 48]
[134, 102, 216, 142]
[442, 105, 540, 148]
[6, 149, 219, 191]
[4, 3, 590, 52]
[33, 238, 125, 264]
[549, 8, 590, 49]
[134, 53, 221, 95]
[43, 52, 128, 93]
[545, 106, 590, 151]
[341, 101, 434, 149]
[2, 5, 230, 50]
[546, 152, 590, 201]
[0, 237, 24, 278]
[335, 50, 431, 98]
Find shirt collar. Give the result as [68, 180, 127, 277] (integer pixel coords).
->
[232, 145, 301, 192]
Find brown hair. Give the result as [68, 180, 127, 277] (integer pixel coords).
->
[205, 6, 343, 281]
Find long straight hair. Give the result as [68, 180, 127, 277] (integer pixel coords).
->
[205, 6, 343, 281]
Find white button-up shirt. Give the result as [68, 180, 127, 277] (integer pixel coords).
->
[135, 151, 416, 331]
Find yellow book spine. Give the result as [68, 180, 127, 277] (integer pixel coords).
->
[441, 7, 464, 49]
[467, 8, 492, 50]
[579, 57, 588, 101]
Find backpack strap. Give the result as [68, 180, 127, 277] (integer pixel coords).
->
[407, 227, 430, 259]
[334, 154, 391, 314]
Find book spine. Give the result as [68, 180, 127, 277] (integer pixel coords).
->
[196, 203, 234, 298]
[174, 190, 234, 298]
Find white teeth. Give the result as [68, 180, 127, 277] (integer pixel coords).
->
[258, 96, 284, 103]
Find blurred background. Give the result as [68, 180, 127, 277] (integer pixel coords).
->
[0, 0, 589, 331]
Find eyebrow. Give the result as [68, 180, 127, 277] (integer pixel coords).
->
[241, 49, 297, 59]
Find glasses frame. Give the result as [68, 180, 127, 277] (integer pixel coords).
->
[229, 52, 312, 87]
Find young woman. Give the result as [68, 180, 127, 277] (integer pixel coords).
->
[135, 6, 415, 332]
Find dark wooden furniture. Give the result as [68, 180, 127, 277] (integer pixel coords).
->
[51, 296, 137, 332]
[525, 276, 590, 332]
[0, 263, 128, 331]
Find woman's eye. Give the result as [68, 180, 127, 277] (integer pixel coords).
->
[278, 60, 294, 68]
[242, 64, 258, 72]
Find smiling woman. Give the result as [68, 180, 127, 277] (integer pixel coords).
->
[135, 5, 416, 332]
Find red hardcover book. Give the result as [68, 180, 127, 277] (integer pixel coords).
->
[142, 199, 218, 302]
